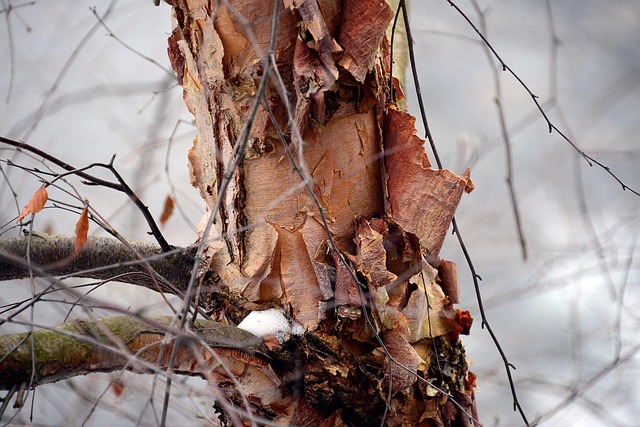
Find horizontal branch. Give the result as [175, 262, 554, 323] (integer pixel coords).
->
[0, 315, 266, 390]
[0, 235, 195, 294]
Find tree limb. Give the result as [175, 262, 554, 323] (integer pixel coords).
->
[0, 235, 195, 294]
[0, 315, 266, 390]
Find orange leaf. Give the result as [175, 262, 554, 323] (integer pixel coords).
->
[75, 207, 89, 254]
[455, 309, 473, 336]
[16, 186, 48, 223]
[111, 381, 124, 396]
[159, 195, 174, 226]
[466, 370, 477, 391]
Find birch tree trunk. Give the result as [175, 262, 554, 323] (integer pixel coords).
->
[168, 0, 475, 425]
[0, 1, 477, 425]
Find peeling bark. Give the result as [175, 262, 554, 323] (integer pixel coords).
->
[0, 1, 479, 425]
[384, 107, 474, 263]
[165, 0, 477, 425]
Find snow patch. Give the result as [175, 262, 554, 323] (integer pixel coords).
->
[237, 308, 305, 340]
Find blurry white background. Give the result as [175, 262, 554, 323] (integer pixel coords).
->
[1, 0, 639, 425]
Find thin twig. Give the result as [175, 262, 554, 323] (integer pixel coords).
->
[469, 0, 527, 261]
[90, 7, 175, 79]
[0, 136, 120, 190]
[21, 2, 115, 141]
[0, 0, 35, 103]
[451, 217, 529, 424]
[531, 342, 640, 425]
[164, 119, 199, 233]
[395, 1, 530, 424]
[0, 137, 173, 252]
[445, 0, 640, 197]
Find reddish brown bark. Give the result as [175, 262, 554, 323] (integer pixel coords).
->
[166, 0, 477, 424]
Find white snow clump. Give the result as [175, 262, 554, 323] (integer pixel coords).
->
[237, 308, 304, 340]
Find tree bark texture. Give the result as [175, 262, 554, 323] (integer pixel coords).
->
[0, 1, 477, 425]
[166, 0, 476, 425]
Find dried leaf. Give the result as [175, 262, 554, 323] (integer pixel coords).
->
[159, 195, 174, 226]
[75, 207, 89, 254]
[456, 309, 473, 336]
[111, 381, 124, 397]
[16, 186, 48, 223]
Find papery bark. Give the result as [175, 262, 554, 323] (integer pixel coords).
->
[165, 0, 476, 424]
[0, 1, 480, 425]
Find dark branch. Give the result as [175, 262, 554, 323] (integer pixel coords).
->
[0, 235, 194, 294]
[395, 1, 530, 424]
[445, 0, 640, 198]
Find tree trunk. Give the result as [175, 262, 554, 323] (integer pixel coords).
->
[167, 0, 475, 425]
[0, 1, 477, 425]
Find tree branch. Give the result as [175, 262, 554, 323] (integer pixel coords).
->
[0, 235, 194, 294]
[0, 315, 266, 390]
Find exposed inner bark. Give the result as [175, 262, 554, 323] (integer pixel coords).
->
[167, 0, 477, 425]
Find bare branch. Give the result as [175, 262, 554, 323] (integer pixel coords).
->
[0, 315, 265, 390]
[0, 235, 194, 293]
